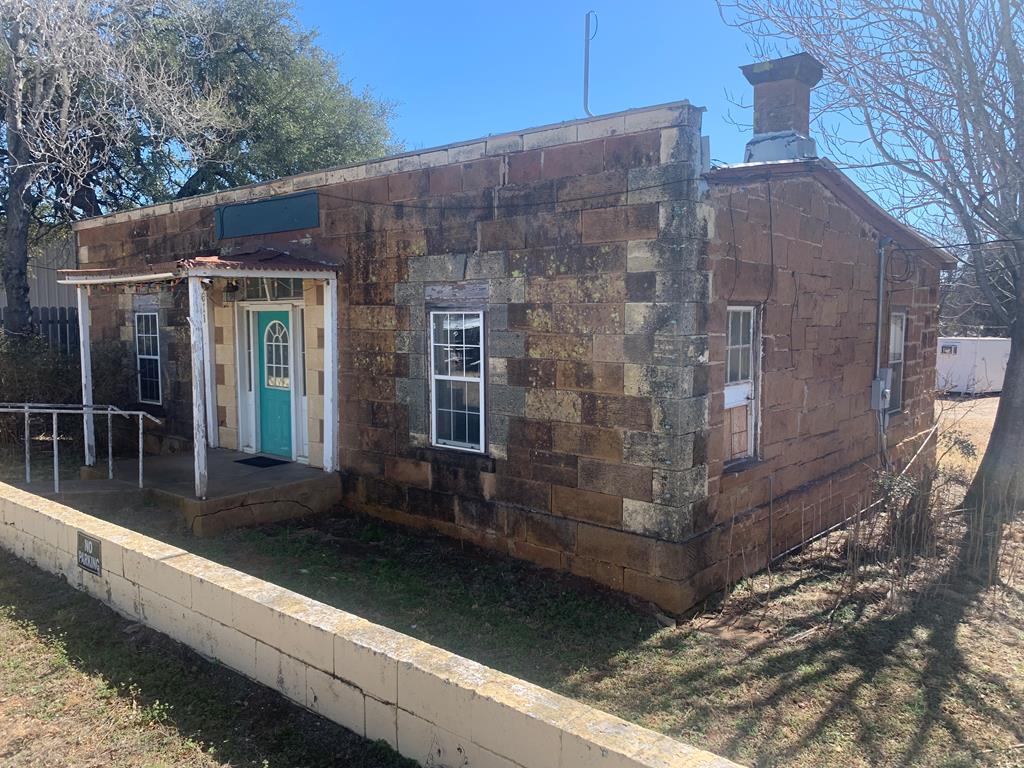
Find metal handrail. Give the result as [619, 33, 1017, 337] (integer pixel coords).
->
[0, 403, 162, 493]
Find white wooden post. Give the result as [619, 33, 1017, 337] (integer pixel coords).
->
[203, 290, 219, 448]
[322, 276, 339, 472]
[188, 277, 209, 499]
[77, 285, 96, 466]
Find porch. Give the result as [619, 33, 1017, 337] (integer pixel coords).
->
[56, 247, 341, 532]
[79, 447, 341, 536]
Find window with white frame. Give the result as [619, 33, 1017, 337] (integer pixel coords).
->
[264, 320, 290, 389]
[724, 306, 758, 462]
[135, 312, 161, 404]
[430, 311, 484, 452]
[889, 311, 906, 413]
[726, 308, 754, 385]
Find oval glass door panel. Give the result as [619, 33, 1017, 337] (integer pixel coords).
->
[257, 311, 292, 457]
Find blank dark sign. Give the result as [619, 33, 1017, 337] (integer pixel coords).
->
[215, 191, 319, 240]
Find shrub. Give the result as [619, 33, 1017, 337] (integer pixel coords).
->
[0, 333, 135, 448]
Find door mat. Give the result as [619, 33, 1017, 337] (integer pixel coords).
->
[235, 456, 289, 468]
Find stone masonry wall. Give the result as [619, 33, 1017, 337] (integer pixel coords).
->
[74, 104, 716, 613]
[72, 106, 941, 615]
[698, 173, 940, 589]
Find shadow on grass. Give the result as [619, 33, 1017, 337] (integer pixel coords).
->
[34, 498, 1024, 767]
[86, 505, 662, 691]
[0, 550, 415, 768]
[564, 546, 1024, 767]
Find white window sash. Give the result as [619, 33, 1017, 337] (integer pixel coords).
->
[135, 312, 161, 405]
[888, 311, 907, 413]
[725, 305, 759, 461]
[725, 307, 756, 387]
[429, 310, 485, 453]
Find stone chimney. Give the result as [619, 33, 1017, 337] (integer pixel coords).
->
[740, 52, 823, 163]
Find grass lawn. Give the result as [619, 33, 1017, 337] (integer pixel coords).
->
[0, 549, 415, 768]
[1, 395, 1021, 766]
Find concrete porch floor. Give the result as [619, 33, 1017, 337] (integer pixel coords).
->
[79, 449, 341, 536]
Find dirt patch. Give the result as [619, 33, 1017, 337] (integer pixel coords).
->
[937, 394, 1000, 473]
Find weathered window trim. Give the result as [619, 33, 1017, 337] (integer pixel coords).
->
[724, 305, 760, 463]
[888, 310, 907, 414]
[135, 312, 161, 405]
[429, 310, 486, 454]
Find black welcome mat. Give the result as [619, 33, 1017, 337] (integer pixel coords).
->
[235, 456, 288, 468]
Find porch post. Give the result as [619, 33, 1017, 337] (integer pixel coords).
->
[76, 285, 95, 466]
[322, 275, 339, 472]
[188, 276, 209, 499]
[203, 290, 219, 448]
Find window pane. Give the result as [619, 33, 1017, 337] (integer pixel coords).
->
[889, 313, 905, 365]
[433, 314, 447, 344]
[436, 380, 451, 410]
[890, 361, 904, 411]
[448, 345, 465, 377]
[139, 358, 159, 401]
[740, 347, 751, 380]
[464, 315, 481, 346]
[453, 411, 467, 444]
[741, 313, 751, 345]
[727, 348, 740, 382]
[436, 409, 453, 441]
[728, 311, 741, 345]
[466, 381, 480, 412]
[433, 344, 448, 376]
[447, 313, 465, 344]
[467, 414, 480, 446]
[451, 381, 467, 410]
[464, 345, 481, 377]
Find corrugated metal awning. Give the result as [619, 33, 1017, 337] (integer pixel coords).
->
[59, 247, 338, 285]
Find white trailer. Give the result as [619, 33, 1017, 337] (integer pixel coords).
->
[936, 336, 1011, 394]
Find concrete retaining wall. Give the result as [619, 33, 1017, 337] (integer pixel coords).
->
[0, 482, 739, 768]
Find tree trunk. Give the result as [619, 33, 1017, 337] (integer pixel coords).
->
[2, 174, 33, 336]
[961, 294, 1024, 580]
[2, 20, 33, 337]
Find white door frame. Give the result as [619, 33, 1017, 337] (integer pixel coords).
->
[234, 300, 307, 463]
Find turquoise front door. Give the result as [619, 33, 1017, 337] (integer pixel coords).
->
[257, 310, 292, 457]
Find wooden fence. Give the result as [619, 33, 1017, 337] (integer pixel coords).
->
[0, 306, 80, 354]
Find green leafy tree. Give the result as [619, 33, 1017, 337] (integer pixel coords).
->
[118, 0, 398, 204]
[2, 0, 397, 333]
[1, 0, 229, 334]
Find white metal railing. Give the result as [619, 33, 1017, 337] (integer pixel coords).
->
[0, 403, 161, 492]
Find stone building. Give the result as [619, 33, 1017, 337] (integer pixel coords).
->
[62, 53, 953, 613]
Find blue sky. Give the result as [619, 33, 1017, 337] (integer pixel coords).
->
[294, 2, 759, 164]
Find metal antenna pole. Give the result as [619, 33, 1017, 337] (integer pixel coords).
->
[583, 11, 598, 117]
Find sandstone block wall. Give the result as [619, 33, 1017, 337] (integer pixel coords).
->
[74, 105, 718, 612]
[70, 104, 943, 615]
[699, 174, 940, 580]
[0, 482, 740, 768]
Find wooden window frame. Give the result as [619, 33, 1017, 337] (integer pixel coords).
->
[888, 311, 907, 414]
[724, 305, 760, 463]
[135, 312, 161, 405]
[429, 310, 486, 454]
